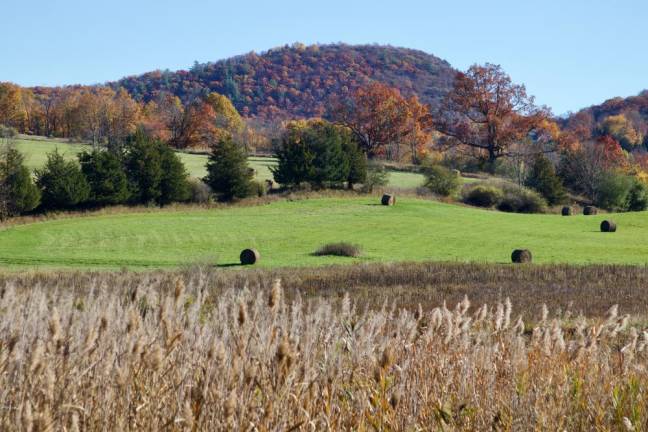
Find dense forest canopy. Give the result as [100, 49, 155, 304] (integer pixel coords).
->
[563, 91, 648, 150]
[112, 43, 457, 119]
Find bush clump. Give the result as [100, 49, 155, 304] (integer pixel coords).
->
[462, 181, 547, 213]
[626, 179, 648, 211]
[423, 164, 461, 197]
[497, 187, 547, 214]
[462, 184, 503, 207]
[187, 179, 213, 204]
[314, 242, 361, 257]
[251, 180, 267, 197]
[595, 172, 633, 211]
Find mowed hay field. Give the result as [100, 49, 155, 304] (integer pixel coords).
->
[1, 196, 648, 269]
[13, 136, 427, 188]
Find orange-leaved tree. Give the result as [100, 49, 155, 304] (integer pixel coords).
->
[331, 82, 432, 160]
[435, 63, 551, 166]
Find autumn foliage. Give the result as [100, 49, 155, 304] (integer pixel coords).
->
[332, 82, 432, 161]
[435, 64, 554, 164]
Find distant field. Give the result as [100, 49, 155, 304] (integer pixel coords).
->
[1, 196, 647, 270]
[13, 137, 428, 188]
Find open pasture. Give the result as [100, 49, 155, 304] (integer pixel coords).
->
[0, 196, 646, 270]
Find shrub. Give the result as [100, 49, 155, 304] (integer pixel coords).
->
[462, 184, 503, 207]
[36, 149, 90, 210]
[251, 180, 267, 197]
[314, 242, 361, 257]
[497, 187, 547, 213]
[626, 178, 648, 211]
[78, 150, 130, 206]
[595, 172, 633, 211]
[204, 135, 255, 201]
[525, 155, 567, 205]
[361, 163, 390, 193]
[423, 164, 461, 197]
[0, 125, 17, 139]
[187, 179, 212, 204]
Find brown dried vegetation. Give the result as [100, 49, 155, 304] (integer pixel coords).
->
[2, 264, 648, 429]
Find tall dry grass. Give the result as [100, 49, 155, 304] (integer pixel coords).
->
[1, 272, 648, 430]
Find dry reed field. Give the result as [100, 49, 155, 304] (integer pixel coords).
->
[1, 263, 648, 430]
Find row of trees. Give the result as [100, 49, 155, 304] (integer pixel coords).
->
[3, 61, 648, 214]
[0, 83, 268, 152]
[0, 131, 191, 219]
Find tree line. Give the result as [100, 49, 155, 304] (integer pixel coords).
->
[3, 61, 648, 217]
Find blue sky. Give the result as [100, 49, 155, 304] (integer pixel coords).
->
[2, 0, 646, 115]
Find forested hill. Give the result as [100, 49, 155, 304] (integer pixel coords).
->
[113, 43, 457, 119]
[564, 91, 648, 149]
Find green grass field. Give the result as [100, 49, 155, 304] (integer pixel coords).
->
[13, 137, 427, 188]
[1, 196, 646, 270]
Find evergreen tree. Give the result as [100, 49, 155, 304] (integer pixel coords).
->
[158, 144, 190, 205]
[204, 135, 254, 201]
[0, 146, 40, 218]
[79, 150, 130, 206]
[124, 131, 163, 205]
[271, 128, 315, 187]
[307, 122, 349, 187]
[525, 155, 567, 205]
[272, 120, 365, 189]
[36, 149, 90, 210]
[343, 138, 367, 189]
[124, 131, 191, 206]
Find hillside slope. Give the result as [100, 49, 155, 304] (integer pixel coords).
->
[114, 43, 456, 119]
[564, 90, 648, 149]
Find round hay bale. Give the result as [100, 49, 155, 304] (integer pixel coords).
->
[511, 249, 532, 264]
[240, 248, 260, 265]
[583, 206, 598, 215]
[600, 220, 617, 233]
[381, 194, 395, 206]
[561, 206, 573, 216]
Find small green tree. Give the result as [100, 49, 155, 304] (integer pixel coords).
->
[204, 136, 254, 201]
[79, 150, 130, 206]
[343, 138, 367, 189]
[307, 122, 350, 188]
[36, 149, 90, 210]
[158, 144, 190, 205]
[361, 162, 389, 193]
[124, 131, 190, 206]
[124, 131, 163, 205]
[0, 146, 40, 218]
[271, 130, 315, 187]
[525, 155, 567, 205]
